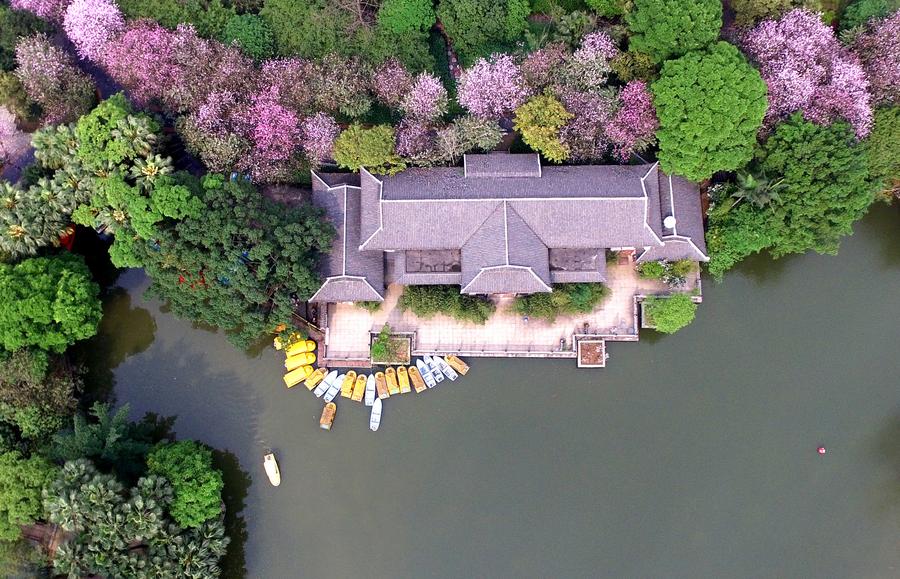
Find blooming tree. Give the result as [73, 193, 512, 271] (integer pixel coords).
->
[400, 72, 448, 121]
[520, 43, 569, 93]
[605, 81, 658, 161]
[371, 58, 413, 108]
[560, 31, 619, 94]
[14, 34, 95, 123]
[458, 54, 530, 119]
[179, 91, 249, 173]
[63, 0, 124, 61]
[742, 9, 873, 137]
[559, 90, 615, 162]
[394, 118, 433, 159]
[299, 112, 339, 164]
[259, 58, 316, 113]
[850, 11, 900, 106]
[101, 20, 179, 107]
[240, 86, 303, 181]
[10, 0, 71, 23]
[0, 106, 31, 168]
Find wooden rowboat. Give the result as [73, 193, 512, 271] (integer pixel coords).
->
[340, 371, 357, 398]
[351, 374, 367, 402]
[445, 355, 469, 375]
[385, 367, 400, 395]
[319, 402, 336, 430]
[375, 372, 389, 399]
[408, 365, 427, 393]
[397, 366, 411, 393]
[303, 367, 328, 390]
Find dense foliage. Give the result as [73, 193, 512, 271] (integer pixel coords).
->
[333, 123, 405, 174]
[625, 0, 722, 63]
[436, 0, 530, 64]
[643, 294, 697, 334]
[865, 106, 899, 196]
[0, 450, 57, 540]
[849, 10, 899, 106]
[398, 285, 496, 324]
[147, 441, 224, 529]
[652, 42, 768, 181]
[0, 349, 79, 439]
[840, 0, 899, 30]
[0, 3, 50, 72]
[14, 33, 95, 123]
[730, 0, 823, 26]
[221, 13, 274, 61]
[512, 283, 609, 322]
[514, 94, 572, 162]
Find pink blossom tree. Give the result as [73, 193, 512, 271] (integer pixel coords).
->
[179, 91, 249, 173]
[260, 58, 317, 114]
[10, 0, 72, 23]
[457, 54, 530, 119]
[559, 90, 615, 162]
[101, 20, 179, 107]
[742, 9, 872, 137]
[400, 72, 448, 121]
[63, 0, 124, 61]
[605, 81, 658, 161]
[394, 118, 433, 159]
[239, 86, 303, 181]
[850, 11, 900, 106]
[299, 112, 339, 164]
[15, 34, 96, 123]
[520, 43, 568, 93]
[371, 58, 413, 108]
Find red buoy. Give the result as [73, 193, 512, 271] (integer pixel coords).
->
[817, 446, 826, 455]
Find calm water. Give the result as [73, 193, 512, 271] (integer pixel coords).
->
[86, 204, 900, 579]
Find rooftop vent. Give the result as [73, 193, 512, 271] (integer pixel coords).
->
[663, 215, 677, 229]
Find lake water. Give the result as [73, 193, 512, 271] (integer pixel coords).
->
[84, 204, 900, 578]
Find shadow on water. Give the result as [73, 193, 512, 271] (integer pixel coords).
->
[213, 450, 252, 579]
[871, 202, 900, 269]
[873, 411, 900, 513]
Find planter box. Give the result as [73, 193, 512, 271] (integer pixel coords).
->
[369, 332, 412, 365]
[577, 339, 607, 368]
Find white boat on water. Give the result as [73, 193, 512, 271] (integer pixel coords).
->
[263, 451, 281, 487]
[323, 373, 344, 402]
[314, 370, 338, 398]
[416, 359, 436, 388]
[435, 356, 458, 381]
[364, 374, 376, 406]
[369, 398, 382, 431]
[426, 356, 444, 383]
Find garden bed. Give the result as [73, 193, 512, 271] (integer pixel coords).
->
[577, 339, 607, 368]
[369, 330, 412, 365]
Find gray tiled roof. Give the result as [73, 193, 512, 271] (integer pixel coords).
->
[309, 276, 383, 303]
[549, 248, 606, 283]
[464, 153, 541, 178]
[463, 266, 552, 295]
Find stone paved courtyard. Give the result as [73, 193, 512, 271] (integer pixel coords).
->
[322, 262, 700, 362]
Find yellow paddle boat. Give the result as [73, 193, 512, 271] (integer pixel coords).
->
[285, 352, 316, 371]
[340, 371, 357, 398]
[303, 367, 328, 390]
[351, 373, 367, 402]
[320, 402, 336, 430]
[283, 365, 313, 388]
[375, 372, 389, 399]
[445, 355, 469, 375]
[285, 339, 317, 357]
[385, 367, 400, 395]
[397, 366, 411, 393]
[273, 331, 298, 350]
[408, 365, 427, 393]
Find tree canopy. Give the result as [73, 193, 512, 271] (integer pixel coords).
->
[644, 294, 697, 334]
[626, 0, 722, 63]
[514, 94, 573, 162]
[0, 450, 57, 540]
[652, 42, 768, 181]
[333, 123, 405, 175]
[147, 441, 224, 529]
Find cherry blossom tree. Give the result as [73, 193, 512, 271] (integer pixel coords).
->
[559, 90, 615, 162]
[400, 72, 447, 121]
[10, 0, 71, 23]
[371, 58, 412, 108]
[850, 11, 900, 106]
[63, 0, 124, 61]
[605, 81, 658, 160]
[101, 20, 179, 107]
[178, 90, 249, 173]
[240, 86, 303, 181]
[742, 8, 872, 137]
[457, 54, 530, 119]
[299, 112, 339, 164]
[520, 43, 568, 93]
[394, 118, 433, 159]
[259, 58, 317, 114]
[14, 34, 95, 123]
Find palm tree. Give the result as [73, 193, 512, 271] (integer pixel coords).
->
[731, 168, 784, 208]
[131, 155, 174, 190]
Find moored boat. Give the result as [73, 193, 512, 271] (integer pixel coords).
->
[284, 339, 316, 356]
[340, 371, 357, 398]
[283, 365, 313, 388]
[436, 356, 458, 381]
[385, 367, 400, 395]
[351, 374, 367, 402]
[314, 370, 338, 397]
[303, 367, 328, 390]
[425, 356, 444, 383]
[375, 372, 389, 399]
[408, 365, 427, 393]
[445, 355, 470, 375]
[320, 402, 336, 430]
[285, 352, 316, 371]
[364, 374, 376, 406]
[397, 366, 411, 393]
[416, 359, 436, 388]
[323, 373, 343, 402]
[369, 398, 382, 432]
[263, 451, 281, 486]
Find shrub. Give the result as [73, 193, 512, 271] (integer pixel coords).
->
[611, 50, 656, 82]
[0, 451, 57, 540]
[398, 285, 496, 324]
[586, 0, 627, 16]
[333, 124, 405, 174]
[357, 301, 382, 313]
[0, 72, 37, 125]
[221, 13, 274, 60]
[457, 53, 529, 119]
[377, 0, 436, 34]
[730, 0, 823, 26]
[643, 294, 697, 333]
[429, 114, 503, 163]
[840, 0, 899, 30]
[62, 0, 125, 62]
[626, 0, 722, 63]
[637, 260, 665, 279]
[147, 441, 224, 528]
[513, 93, 573, 162]
[14, 34, 95, 123]
[513, 283, 609, 322]
[652, 42, 767, 181]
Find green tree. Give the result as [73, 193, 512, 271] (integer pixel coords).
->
[398, 285, 496, 324]
[626, 0, 722, 63]
[333, 124, 405, 174]
[0, 5, 50, 73]
[0, 349, 80, 440]
[586, 0, 628, 16]
[377, 0, 436, 34]
[221, 13, 275, 60]
[513, 283, 609, 322]
[513, 94, 573, 163]
[117, 0, 234, 38]
[865, 106, 899, 198]
[840, 0, 899, 30]
[0, 451, 57, 540]
[147, 441, 224, 529]
[437, 0, 529, 64]
[643, 294, 697, 333]
[72, 94, 161, 171]
[652, 42, 767, 181]
[731, 0, 824, 26]
[0, 253, 101, 353]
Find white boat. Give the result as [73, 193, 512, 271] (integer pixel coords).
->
[369, 398, 382, 432]
[313, 370, 338, 398]
[364, 374, 376, 406]
[323, 373, 344, 402]
[435, 356, 459, 381]
[263, 452, 281, 487]
[416, 359, 436, 388]
[426, 356, 444, 383]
